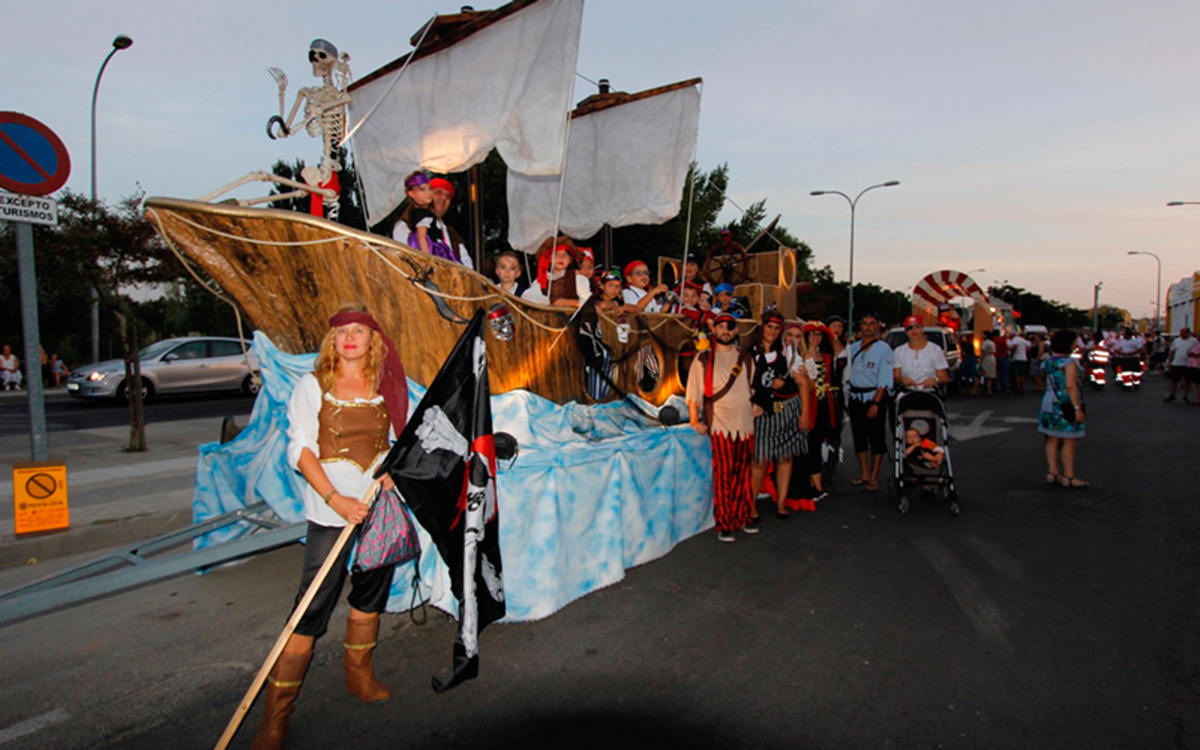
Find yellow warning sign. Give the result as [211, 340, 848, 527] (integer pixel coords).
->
[12, 461, 69, 535]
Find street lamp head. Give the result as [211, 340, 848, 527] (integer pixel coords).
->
[112, 35, 133, 50]
[1167, 201, 1184, 206]
[1127, 251, 1138, 255]
[810, 190, 827, 196]
[882, 180, 900, 187]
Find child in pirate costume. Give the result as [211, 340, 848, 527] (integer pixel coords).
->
[687, 312, 756, 543]
[622, 260, 670, 313]
[394, 171, 460, 264]
[521, 238, 592, 308]
[492, 250, 530, 298]
[677, 280, 706, 326]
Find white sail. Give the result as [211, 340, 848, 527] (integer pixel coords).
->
[505, 81, 702, 252]
[348, 0, 584, 226]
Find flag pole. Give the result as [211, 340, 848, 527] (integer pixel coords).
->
[213, 479, 379, 750]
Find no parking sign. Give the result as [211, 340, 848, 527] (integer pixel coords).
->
[0, 111, 71, 197]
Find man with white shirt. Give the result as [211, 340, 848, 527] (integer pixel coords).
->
[1009, 331, 1031, 395]
[1164, 327, 1195, 402]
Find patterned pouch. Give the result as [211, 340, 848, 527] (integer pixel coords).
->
[353, 485, 420, 573]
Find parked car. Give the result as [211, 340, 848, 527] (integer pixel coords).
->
[884, 326, 962, 390]
[67, 337, 259, 400]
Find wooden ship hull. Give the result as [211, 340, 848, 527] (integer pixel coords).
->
[144, 197, 700, 406]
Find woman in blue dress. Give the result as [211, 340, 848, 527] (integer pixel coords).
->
[1039, 329, 1088, 488]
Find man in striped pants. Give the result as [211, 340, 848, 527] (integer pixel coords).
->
[687, 313, 756, 543]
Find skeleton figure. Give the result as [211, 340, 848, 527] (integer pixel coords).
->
[265, 39, 353, 220]
[198, 39, 355, 214]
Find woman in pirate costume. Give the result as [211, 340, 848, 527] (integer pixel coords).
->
[749, 309, 808, 520]
[254, 303, 408, 750]
[823, 315, 849, 482]
[802, 321, 839, 502]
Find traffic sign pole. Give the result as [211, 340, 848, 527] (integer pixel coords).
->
[0, 112, 71, 462]
[16, 221, 48, 461]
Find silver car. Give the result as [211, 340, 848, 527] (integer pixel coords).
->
[67, 337, 259, 399]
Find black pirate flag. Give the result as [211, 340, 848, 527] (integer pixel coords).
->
[377, 310, 504, 691]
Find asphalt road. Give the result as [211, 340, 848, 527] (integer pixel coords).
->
[0, 391, 254, 432]
[0, 377, 1195, 749]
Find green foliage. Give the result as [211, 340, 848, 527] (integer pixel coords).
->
[589, 163, 813, 280]
[0, 192, 243, 365]
[987, 283, 1089, 329]
[268, 153, 366, 230]
[796, 265, 910, 327]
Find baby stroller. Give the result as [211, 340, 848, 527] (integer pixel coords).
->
[892, 390, 960, 516]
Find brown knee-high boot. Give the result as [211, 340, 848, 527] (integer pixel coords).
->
[251, 649, 312, 750]
[344, 614, 392, 703]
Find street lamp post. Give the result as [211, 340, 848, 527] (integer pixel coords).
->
[810, 180, 900, 329]
[89, 34, 133, 363]
[1164, 201, 1200, 332]
[1126, 251, 1162, 331]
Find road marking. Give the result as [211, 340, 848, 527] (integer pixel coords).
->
[0, 708, 71, 745]
[950, 410, 1012, 441]
[1001, 416, 1038, 424]
[959, 533, 1024, 583]
[913, 536, 1012, 652]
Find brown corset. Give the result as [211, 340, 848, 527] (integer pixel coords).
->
[317, 394, 390, 472]
[549, 272, 578, 302]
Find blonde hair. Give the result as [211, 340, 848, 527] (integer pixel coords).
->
[784, 322, 808, 370]
[314, 302, 387, 395]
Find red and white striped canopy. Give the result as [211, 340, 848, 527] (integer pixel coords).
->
[912, 270, 990, 309]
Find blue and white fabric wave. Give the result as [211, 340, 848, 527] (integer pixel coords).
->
[192, 332, 712, 622]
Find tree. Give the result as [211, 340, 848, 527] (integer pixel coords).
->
[37, 192, 184, 451]
[796, 265, 910, 327]
[268, 153, 366, 230]
[987, 283, 1088, 329]
[596, 163, 814, 281]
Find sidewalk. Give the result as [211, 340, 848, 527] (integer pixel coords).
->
[0, 393, 229, 572]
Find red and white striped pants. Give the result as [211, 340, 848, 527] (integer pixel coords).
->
[710, 433, 754, 532]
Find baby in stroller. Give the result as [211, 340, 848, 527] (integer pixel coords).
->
[903, 427, 944, 470]
[892, 393, 960, 514]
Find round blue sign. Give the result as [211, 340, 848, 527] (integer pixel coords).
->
[0, 112, 71, 196]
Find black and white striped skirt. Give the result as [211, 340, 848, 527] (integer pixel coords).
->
[753, 397, 805, 462]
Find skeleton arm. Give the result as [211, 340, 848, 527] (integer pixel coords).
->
[266, 72, 309, 140]
[269, 67, 289, 118]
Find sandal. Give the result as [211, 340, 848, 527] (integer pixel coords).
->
[1060, 476, 1090, 489]
[1045, 473, 1059, 484]
[850, 477, 868, 487]
[866, 480, 880, 492]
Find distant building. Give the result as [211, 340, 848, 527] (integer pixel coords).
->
[1166, 272, 1199, 334]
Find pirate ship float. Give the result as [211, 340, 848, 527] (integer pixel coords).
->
[144, 0, 806, 407]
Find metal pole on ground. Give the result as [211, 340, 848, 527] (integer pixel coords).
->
[15, 222, 48, 461]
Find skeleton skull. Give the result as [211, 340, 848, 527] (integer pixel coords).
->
[309, 39, 338, 78]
